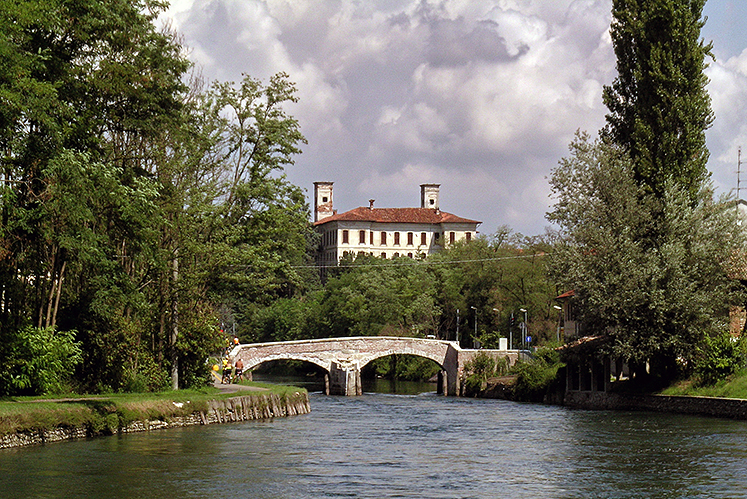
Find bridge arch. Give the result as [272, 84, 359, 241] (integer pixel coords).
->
[232, 337, 462, 396]
[231, 337, 521, 396]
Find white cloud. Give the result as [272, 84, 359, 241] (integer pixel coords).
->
[160, 0, 747, 236]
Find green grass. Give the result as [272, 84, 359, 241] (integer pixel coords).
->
[0, 383, 306, 438]
[659, 369, 747, 399]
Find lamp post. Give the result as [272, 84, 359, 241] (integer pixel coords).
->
[553, 305, 562, 343]
[492, 308, 500, 349]
[470, 306, 477, 348]
[519, 308, 527, 350]
[456, 308, 460, 345]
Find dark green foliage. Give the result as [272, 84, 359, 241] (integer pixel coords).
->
[0, 327, 82, 396]
[510, 348, 564, 402]
[366, 355, 441, 382]
[695, 333, 747, 387]
[318, 255, 440, 338]
[548, 134, 746, 372]
[463, 351, 497, 396]
[603, 0, 713, 200]
[426, 230, 557, 346]
[0, 1, 315, 394]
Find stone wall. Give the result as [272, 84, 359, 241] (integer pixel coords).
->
[0, 392, 311, 450]
[564, 391, 747, 420]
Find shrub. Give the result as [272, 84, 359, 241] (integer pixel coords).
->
[463, 352, 496, 397]
[510, 347, 564, 402]
[695, 332, 747, 387]
[0, 326, 82, 396]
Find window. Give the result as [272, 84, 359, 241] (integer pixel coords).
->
[466, 232, 472, 242]
[434, 232, 440, 242]
[421, 232, 427, 246]
[407, 252, 413, 258]
[394, 232, 400, 245]
[449, 232, 455, 244]
[407, 232, 413, 245]
[381, 231, 387, 246]
[381, 252, 387, 259]
[370, 231, 374, 245]
[322, 196, 328, 203]
[359, 230, 366, 244]
[393, 252, 400, 258]
[343, 230, 349, 244]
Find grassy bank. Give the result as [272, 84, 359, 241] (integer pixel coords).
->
[0, 383, 306, 438]
[659, 369, 747, 399]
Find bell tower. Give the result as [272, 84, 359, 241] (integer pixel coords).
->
[420, 183, 440, 210]
[314, 182, 334, 222]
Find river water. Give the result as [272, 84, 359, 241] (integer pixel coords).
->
[2, 381, 747, 498]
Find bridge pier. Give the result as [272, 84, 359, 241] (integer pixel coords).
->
[327, 361, 362, 396]
[437, 370, 448, 396]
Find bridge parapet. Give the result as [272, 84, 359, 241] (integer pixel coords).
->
[232, 337, 519, 396]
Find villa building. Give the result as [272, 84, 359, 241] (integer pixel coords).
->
[313, 182, 480, 267]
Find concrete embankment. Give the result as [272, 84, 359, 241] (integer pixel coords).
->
[476, 377, 747, 420]
[563, 391, 747, 419]
[0, 392, 310, 450]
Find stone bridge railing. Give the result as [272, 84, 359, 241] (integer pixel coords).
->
[230, 337, 521, 396]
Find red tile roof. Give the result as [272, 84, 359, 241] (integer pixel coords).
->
[314, 207, 480, 226]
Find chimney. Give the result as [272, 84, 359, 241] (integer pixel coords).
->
[369, 199, 375, 210]
[420, 183, 440, 210]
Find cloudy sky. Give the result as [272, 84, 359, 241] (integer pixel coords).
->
[160, 0, 747, 237]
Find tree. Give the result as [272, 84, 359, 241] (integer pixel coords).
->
[0, 0, 191, 394]
[602, 0, 713, 200]
[547, 133, 746, 377]
[317, 254, 440, 338]
[428, 232, 556, 347]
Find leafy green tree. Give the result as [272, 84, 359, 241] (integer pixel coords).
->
[317, 255, 440, 338]
[0, 0, 190, 394]
[603, 0, 713, 200]
[428, 232, 556, 347]
[548, 133, 746, 378]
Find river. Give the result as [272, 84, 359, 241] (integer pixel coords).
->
[2, 380, 746, 498]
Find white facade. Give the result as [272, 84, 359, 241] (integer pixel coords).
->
[314, 183, 480, 267]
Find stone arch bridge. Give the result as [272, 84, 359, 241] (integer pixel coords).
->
[230, 337, 520, 396]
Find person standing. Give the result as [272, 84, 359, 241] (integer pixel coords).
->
[235, 358, 244, 381]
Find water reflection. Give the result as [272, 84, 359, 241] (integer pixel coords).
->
[2, 389, 747, 498]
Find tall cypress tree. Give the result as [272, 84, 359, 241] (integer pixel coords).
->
[602, 0, 714, 200]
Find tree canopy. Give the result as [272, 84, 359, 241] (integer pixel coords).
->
[548, 134, 745, 373]
[602, 0, 713, 200]
[0, 0, 314, 395]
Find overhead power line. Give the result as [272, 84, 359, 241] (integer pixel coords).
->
[289, 252, 548, 269]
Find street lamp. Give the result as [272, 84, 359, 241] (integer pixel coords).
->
[470, 306, 477, 348]
[553, 305, 562, 343]
[519, 308, 527, 350]
[493, 308, 504, 350]
[456, 308, 460, 344]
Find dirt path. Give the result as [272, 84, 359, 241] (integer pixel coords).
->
[211, 372, 268, 393]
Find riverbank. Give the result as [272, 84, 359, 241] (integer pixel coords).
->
[0, 385, 310, 450]
[477, 374, 747, 420]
